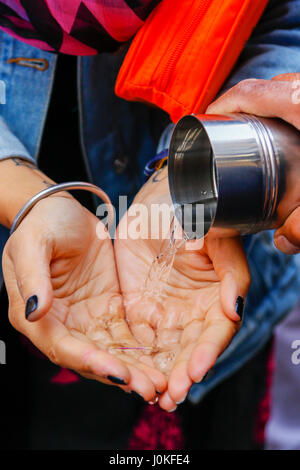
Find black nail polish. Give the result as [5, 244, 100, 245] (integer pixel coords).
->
[235, 296, 245, 319]
[107, 375, 127, 386]
[156, 390, 162, 395]
[25, 295, 38, 319]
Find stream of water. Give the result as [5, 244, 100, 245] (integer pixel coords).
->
[142, 217, 188, 301]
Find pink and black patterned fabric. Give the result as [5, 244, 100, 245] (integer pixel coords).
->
[0, 0, 161, 55]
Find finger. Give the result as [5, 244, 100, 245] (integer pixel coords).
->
[206, 237, 250, 321]
[188, 303, 239, 383]
[167, 343, 195, 405]
[274, 207, 300, 254]
[126, 364, 157, 402]
[166, 320, 202, 404]
[3, 228, 53, 322]
[158, 390, 177, 412]
[206, 78, 300, 131]
[119, 353, 168, 394]
[137, 363, 167, 395]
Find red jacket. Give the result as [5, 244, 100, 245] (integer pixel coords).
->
[116, 0, 269, 122]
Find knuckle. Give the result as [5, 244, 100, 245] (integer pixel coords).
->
[234, 78, 272, 101]
[235, 78, 259, 94]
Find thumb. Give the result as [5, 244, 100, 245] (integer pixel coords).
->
[5, 229, 53, 322]
[206, 77, 300, 131]
[274, 207, 300, 255]
[206, 236, 251, 322]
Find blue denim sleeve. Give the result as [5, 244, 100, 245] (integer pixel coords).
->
[223, 0, 300, 89]
[0, 116, 35, 164]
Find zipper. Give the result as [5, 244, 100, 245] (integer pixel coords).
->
[159, 0, 211, 91]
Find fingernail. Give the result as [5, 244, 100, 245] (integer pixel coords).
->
[176, 393, 187, 405]
[131, 391, 144, 400]
[235, 296, 244, 320]
[167, 407, 177, 413]
[156, 390, 162, 395]
[275, 235, 299, 255]
[25, 295, 38, 320]
[106, 375, 127, 386]
[195, 370, 213, 384]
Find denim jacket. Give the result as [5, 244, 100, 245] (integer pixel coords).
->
[0, 0, 299, 404]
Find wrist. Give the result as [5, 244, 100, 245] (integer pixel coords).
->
[0, 158, 61, 228]
[9, 182, 110, 235]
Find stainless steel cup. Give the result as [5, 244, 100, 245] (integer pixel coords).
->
[168, 113, 300, 238]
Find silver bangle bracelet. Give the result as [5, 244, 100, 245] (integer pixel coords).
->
[10, 181, 113, 235]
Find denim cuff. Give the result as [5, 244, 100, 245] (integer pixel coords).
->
[0, 116, 35, 164]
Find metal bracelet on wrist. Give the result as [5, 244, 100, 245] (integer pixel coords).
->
[10, 181, 113, 235]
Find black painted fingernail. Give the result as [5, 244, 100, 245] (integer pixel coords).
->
[131, 391, 144, 401]
[235, 296, 245, 319]
[107, 375, 127, 385]
[156, 390, 162, 395]
[25, 295, 38, 319]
